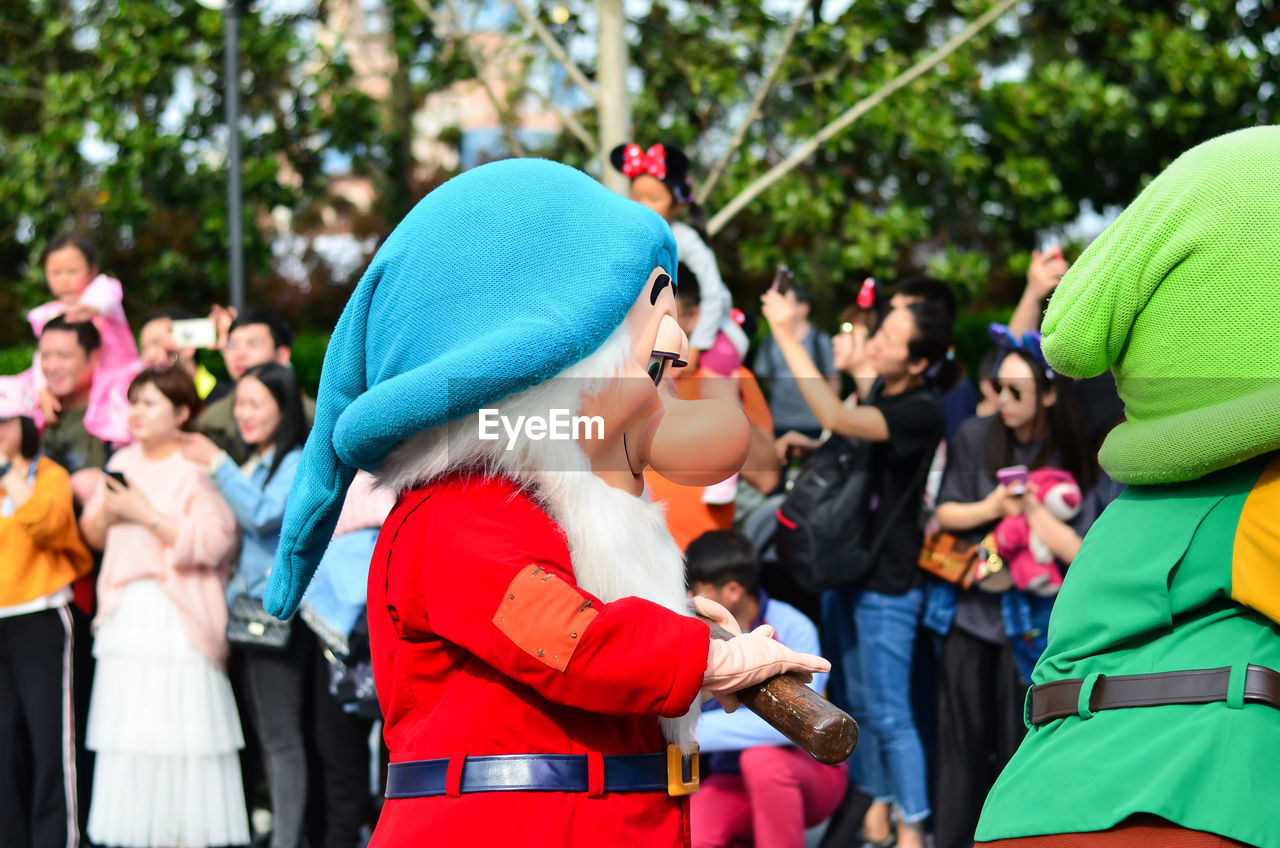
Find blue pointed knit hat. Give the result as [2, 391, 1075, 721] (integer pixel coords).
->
[265, 158, 676, 617]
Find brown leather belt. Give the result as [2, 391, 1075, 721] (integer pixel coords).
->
[1028, 665, 1280, 725]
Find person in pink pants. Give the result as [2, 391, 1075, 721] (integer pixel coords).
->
[686, 530, 848, 848]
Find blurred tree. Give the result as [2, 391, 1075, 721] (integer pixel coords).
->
[530, 0, 1280, 319]
[0, 0, 382, 343]
[4, 0, 1277, 347]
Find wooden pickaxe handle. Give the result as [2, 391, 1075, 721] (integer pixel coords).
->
[703, 620, 858, 765]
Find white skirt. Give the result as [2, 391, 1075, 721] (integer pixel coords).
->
[87, 579, 250, 848]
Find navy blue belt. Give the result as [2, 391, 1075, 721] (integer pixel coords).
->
[385, 745, 700, 798]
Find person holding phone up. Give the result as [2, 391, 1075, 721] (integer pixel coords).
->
[926, 331, 1099, 848]
[761, 287, 952, 848]
[138, 308, 232, 405]
[755, 268, 840, 452]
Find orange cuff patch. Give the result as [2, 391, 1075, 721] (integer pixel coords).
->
[493, 565, 599, 672]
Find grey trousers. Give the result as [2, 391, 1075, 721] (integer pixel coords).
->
[243, 621, 373, 848]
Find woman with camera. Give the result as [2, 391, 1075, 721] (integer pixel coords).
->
[761, 289, 951, 848]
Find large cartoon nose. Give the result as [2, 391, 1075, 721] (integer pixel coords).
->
[641, 385, 749, 486]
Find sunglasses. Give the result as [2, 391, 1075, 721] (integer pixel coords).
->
[647, 350, 687, 385]
[992, 381, 1028, 402]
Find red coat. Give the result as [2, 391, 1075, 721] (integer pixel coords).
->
[368, 474, 711, 847]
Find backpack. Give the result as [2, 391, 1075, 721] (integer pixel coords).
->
[774, 391, 935, 593]
[774, 434, 881, 592]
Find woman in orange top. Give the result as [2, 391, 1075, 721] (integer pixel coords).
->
[0, 375, 92, 848]
[644, 265, 780, 550]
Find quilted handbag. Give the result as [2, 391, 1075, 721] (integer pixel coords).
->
[226, 593, 292, 651]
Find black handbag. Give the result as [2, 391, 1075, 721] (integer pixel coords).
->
[226, 593, 292, 651]
[322, 611, 381, 720]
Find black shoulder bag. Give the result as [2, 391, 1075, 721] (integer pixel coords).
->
[774, 389, 937, 593]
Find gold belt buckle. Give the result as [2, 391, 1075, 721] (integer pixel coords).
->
[666, 743, 700, 796]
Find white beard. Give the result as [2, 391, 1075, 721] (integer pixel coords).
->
[531, 468, 702, 751]
[375, 327, 703, 750]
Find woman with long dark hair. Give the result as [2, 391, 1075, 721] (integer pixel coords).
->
[761, 290, 952, 848]
[928, 332, 1100, 848]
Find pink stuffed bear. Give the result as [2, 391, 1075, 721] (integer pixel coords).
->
[994, 467, 1082, 596]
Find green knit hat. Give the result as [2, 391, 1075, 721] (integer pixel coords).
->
[1041, 126, 1280, 485]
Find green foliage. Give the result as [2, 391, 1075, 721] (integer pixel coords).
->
[0, 0, 382, 347]
[0, 346, 36, 376]
[289, 329, 328, 396]
[546, 0, 1280, 329]
[4, 0, 1278, 361]
[954, 305, 1013, 379]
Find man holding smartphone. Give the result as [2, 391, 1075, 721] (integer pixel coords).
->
[138, 309, 229, 404]
[194, 308, 314, 462]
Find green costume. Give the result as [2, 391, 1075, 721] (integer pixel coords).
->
[976, 127, 1280, 846]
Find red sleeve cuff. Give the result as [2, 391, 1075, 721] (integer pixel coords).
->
[659, 616, 711, 718]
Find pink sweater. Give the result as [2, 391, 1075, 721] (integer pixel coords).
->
[27, 274, 141, 444]
[28, 274, 139, 371]
[84, 445, 239, 669]
[332, 470, 397, 537]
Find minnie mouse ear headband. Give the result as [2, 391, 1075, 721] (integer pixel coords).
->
[609, 142, 695, 205]
[856, 277, 877, 310]
[839, 278, 879, 334]
[989, 322, 1054, 380]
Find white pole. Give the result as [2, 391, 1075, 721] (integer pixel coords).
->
[596, 0, 631, 194]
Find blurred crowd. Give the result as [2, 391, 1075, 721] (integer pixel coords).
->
[3, 232, 389, 848]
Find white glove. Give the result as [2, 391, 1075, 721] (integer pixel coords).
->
[701, 626, 830, 713]
[691, 594, 742, 636]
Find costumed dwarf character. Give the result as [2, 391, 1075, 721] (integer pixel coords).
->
[263, 159, 830, 847]
[975, 127, 1280, 847]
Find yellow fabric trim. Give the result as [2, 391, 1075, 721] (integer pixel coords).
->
[1231, 454, 1280, 625]
[194, 365, 218, 400]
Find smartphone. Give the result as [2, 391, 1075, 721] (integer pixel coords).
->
[996, 465, 1029, 494]
[772, 264, 794, 295]
[104, 469, 129, 488]
[171, 318, 218, 349]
